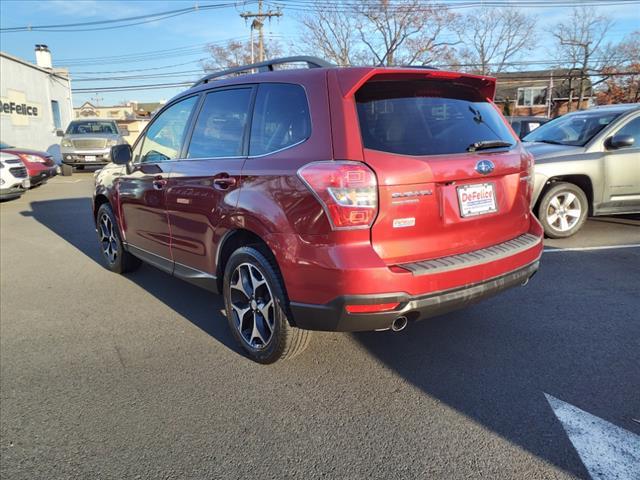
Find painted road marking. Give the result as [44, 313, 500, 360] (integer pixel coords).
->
[545, 393, 640, 480]
[544, 244, 640, 253]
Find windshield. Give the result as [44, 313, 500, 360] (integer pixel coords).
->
[356, 80, 515, 156]
[0, 142, 14, 149]
[523, 110, 623, 146]
[66, 121, 118, 135]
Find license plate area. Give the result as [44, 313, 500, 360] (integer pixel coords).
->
[457, 183, 497, 218]
[85, 155, 97, 162]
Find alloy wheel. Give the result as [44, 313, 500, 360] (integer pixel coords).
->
[546, 192, 582, 233]
[229, 263, 275, 350]
[98, 213, 118, 264]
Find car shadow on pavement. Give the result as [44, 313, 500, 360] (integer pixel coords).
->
[352, 248, 640, 478]
[23, 198, 640, 477]
[22, 198, 239, 353]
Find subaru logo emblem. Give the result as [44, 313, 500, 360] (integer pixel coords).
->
[476, 160, 494, 175]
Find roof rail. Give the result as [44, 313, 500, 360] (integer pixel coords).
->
[193, 56, 335, 87]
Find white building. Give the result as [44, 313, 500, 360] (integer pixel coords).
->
[0, 45, 73, 159]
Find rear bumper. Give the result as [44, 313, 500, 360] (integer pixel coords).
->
[29, 167, 57, 184]
[61, 149, 111, 166]
[290, 260, 539, 332]
[0, 186, 25, 199]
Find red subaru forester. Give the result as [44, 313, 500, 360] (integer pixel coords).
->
[93, 57, 543, 363]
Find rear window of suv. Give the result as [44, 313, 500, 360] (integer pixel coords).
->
[356, 80, 515, 156]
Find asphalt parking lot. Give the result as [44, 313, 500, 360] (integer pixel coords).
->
[1, 173, 639, 479]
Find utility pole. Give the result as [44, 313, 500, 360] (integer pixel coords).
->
[91, 93, 103, 106]
[240, 0, 282, 63]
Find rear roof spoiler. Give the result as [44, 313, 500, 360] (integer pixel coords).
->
[334, 67, 497, 100]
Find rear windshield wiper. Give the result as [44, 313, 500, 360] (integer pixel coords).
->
[467, 140, 513, 152]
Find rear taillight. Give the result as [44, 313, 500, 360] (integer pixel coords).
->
[18, 153, 46, 164]
[521, 154, 535, 203]
[297, 161, 378, 230]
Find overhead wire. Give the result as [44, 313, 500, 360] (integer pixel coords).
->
[71, 69, 640, 93]
[0, 2, 255, 33]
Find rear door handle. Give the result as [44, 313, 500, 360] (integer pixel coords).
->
[213, 176, 237, 189]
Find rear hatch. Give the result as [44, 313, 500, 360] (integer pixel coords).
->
[350, 72, 531, 265]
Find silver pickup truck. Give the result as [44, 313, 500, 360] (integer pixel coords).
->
[60, 119, 128, 176]
[523, 104, 640, 238]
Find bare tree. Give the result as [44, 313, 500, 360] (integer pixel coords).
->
[353, 0, 459, 66]
[596, 31, 640, 104]
[299, 2, 364, 66]
[202, 39, 283, 71]
[551, 6, 613, 111]
[456, 8, 536, 75]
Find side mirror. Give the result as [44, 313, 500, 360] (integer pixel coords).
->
[111, 144, 132, 165]
[56, 129, 64, 137]
[607, 134, 635, 149]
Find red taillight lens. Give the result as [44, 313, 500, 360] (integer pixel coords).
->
[521, 153, 535, 203]
[297, 161, 378, 230]
[345, 303, 399, 314]
[18, 153, 46, 164]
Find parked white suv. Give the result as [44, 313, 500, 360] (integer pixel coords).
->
[0, 152, 30, 200]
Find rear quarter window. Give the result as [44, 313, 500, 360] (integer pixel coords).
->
[356, 80, 515, 156]
[249, 83, 310, 156]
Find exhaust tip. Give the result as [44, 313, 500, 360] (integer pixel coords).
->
[391, 316, 408, 332]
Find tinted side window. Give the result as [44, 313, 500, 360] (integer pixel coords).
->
[249, 84, 310, 156]
[187, 89, 252, 159]
[140, 96, 198, 163]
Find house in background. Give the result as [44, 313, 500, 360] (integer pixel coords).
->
[74, 100, 164, 144]
[494, 69, 594, 118]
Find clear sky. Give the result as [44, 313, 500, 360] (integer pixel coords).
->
[1, 0, 638, 107]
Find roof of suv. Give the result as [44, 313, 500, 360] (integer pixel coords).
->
[182, 56, 497, 100]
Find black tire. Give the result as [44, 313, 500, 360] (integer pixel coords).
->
[223, 246, 311, 364]
[96, 203, 141, 274]
[61, 164, 73, 176]
[537, 182, 588, 238]
[76, 165, 85, 170]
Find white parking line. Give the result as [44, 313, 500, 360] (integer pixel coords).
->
[545, 393, 640, 480]
[544, 244, 640, 253]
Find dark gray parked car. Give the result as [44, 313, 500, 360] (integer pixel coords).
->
[523, 104, 640, 238]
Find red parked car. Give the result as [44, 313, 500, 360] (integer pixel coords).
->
[93, 57, 543, 363]
[0, 142, 57, 187]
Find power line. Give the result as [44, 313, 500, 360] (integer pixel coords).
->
[71, 59, 209, 75]
[71, 69, 640, 93]
[56, 34, 280, 68]
[274, 0, 640, 9]
[0, 2, 254, 33]
[70, 55, 637, 81]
